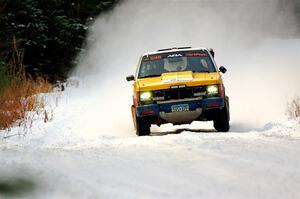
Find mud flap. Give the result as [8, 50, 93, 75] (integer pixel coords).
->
[225, 96, 230, 121]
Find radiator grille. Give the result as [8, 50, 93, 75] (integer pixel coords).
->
[153, 86, 206, 101]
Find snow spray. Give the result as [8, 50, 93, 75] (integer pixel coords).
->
[72, 0, 299, 134]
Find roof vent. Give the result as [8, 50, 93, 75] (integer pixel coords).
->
[157, 46, 192, 51]
[157, 48, 172, 52]
[176, 46, 192, 49]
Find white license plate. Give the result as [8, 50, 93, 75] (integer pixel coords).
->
[171, 104, 189, 112]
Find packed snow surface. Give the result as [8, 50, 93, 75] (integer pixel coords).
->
[0, 87, 299, 199]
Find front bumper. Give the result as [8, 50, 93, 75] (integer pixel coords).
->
[136, 97, 225, 118]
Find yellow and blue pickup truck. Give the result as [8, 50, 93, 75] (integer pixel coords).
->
[126, 47, 230, 136]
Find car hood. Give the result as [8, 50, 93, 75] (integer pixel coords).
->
[135, 71, 222, 92]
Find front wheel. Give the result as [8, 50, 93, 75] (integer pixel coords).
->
[136, 117, 151, 136]
[213, 97, 230, 132]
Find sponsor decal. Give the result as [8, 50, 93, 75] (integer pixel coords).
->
[185, 53, 208, 57]
[143, 55, 161, 61]
[150, 55, 161, 60]
[167, 53, 183, 58]
[161, 78, 193, 84]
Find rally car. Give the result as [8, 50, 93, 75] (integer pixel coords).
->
[126, 47, 230, 136]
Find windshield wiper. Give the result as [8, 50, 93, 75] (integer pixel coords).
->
[192, 70, 210, 73]
[140, 74, 161, 78]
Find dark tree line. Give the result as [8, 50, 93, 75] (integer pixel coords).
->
[0, 0, 120, 81]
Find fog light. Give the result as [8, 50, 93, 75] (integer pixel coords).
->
[207, 85, 218, 95]
[140, 91, 152, 101]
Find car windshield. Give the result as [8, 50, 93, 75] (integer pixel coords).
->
[138, 50, 216, 78]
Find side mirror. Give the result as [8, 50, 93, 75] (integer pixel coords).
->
[126, 75, 135, 81]
[219, 66, 227, 74]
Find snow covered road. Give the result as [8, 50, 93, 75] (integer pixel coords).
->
[1, 118, 299, 199]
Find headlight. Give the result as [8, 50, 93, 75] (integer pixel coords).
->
[140, 91, 152, 101]
[207, 85, 218, 95]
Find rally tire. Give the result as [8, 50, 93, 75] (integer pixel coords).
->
[213, 97, 230, 132]
[136, 117, 151, 136]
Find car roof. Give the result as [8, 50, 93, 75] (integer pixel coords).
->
[142, 47, 209, 56]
